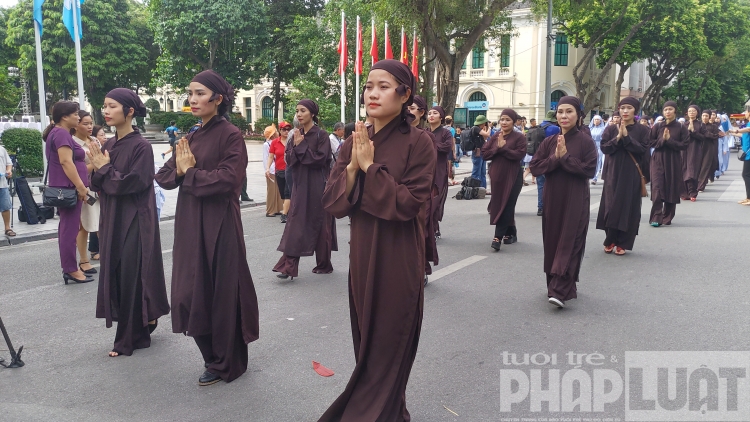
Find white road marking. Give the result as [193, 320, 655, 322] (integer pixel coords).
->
[718, 179, 746, 202]
[429, 255, 487, 282]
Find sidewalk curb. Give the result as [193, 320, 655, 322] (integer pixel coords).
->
[1, 200, 266, 248]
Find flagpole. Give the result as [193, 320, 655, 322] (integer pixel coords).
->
[384, 21, 388, 59]
[371, 18, 375, 66]
[355, 16, 361, 122]
[33, 20, 47, 168]
[340, 11, 345, 124]
[72, 0, 84, 108]
[401, 26, 404, 61]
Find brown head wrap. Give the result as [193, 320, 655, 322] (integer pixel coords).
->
[617, 96, 641, 114]
[105, 88, 147, 118]
[191, 70, 235, 116]
[297, 99, 320, 125]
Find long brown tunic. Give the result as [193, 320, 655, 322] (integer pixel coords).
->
[530, 127, 597, 301]
[697, 122, 720, 187]
[596, 124, 650, 250]
[277, 125, 337, 257]
[92, 130, 170, 336]
[682, 119, 705, 184]
[482, 130, 527, 224]
[429, 125, 453, 224]
[155, 116, 259, 381]
[649, 120, 689, 204]
[319, 117, 436, 422]
[423, 130, 439, 273]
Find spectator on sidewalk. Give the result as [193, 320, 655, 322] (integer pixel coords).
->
[329, 122, 345, 164]
[263, 123, 284, 217]
[161, 121, 179, 159]
[470, 115, 491, 188]
[88, 125, 108, 259]
[0, 145, 14, 237]
[729, 108, 750, 205]
[535, 110, 561, 216]
[71, 110, 101, 276]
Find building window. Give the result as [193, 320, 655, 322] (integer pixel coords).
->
[262, 96, 273, 119]
[472, 44, 484, 69]
[469, 91, 487, 102]
[500, 35, 510, 68]
[551, 90, 566, 108]
[244, 98, 252, 122]
[554, 34, 568, 66]
[462, 59, 466, 70]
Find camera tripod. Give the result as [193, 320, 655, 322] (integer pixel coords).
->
[0, 317, 24, 368]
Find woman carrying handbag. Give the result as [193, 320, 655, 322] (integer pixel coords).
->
[42, 101, 92, 284]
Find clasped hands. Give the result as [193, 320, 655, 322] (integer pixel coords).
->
[87, 144, 110, 171]
[175, 137, 196, 176]
[347, 122, 375, 174]
[616, 123, 628, 141]
[554, 135, 568, 158]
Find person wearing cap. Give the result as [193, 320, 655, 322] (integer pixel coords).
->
[156, 70, 259, 386]
[596, 97, 650, 255]
[89, 88, 170, 357]
[321, 59, 436, 421]
[263, 124, 283, 217]
[530, 96, 598, 308]
[273, 99, 338, 279]
[482, 108, 527, 250]
[648, 101, 689, 227]
[471, 115, 492, 188]
[427, 105, 453, 239]
[535, 110, 561, 216]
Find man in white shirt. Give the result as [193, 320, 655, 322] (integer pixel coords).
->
[0, 145, 15, 236]
[329, 122, 345, 165]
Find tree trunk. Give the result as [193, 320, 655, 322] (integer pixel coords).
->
[615, 62, 630, 100]
[273, 65, 281, 123]
[437, 58, 461, 117]
[423, 44, 436, 107]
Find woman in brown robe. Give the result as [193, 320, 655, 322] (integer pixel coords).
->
[89, 88, 170, 357]
[273, 99, 337, 279]
[530, 96, 597, 308]
[649, 101, 689, 227]
[482, 108, 526, 250]
[697, 110, 721, 192]
[155, 70, 259, 386]
[682, 105, 705, 201]
[408, 95, 438, 285]
[426, 105, 453, 238]
[596, 97, 650, 255]
[319, 60, 436, 421]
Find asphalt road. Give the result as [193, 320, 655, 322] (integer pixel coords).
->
[0, 162, 748, 421]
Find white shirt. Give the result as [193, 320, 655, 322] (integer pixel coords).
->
[263, 139, 275, 174]
[0, 146, 11, 189]
[329, 133, 342, 156]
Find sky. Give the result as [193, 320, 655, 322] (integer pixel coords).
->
[0, 0, 18, 7]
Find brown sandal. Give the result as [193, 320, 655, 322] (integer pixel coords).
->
[604, 244, 615, 254]
[614, 247, 626, 256]
[4, 229, 16, 237]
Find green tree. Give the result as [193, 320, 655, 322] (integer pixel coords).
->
[148, 0, 269, 90]
[4, 0, 157, 123]
[0, 7, 22, 116]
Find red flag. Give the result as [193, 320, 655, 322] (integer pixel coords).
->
[384, 23, 393, 60]
[411, 32, 418, 77]
[400, 27, 408, 65]
[338, 21, 347, 75]
[355, 18, 363, 75]
[370, 20, 378, 65]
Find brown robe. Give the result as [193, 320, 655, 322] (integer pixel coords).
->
[697, 122, 720, 190]
[596, 123, 650, 250]
[423, 130, 439, 275]
[92, 130, 170, 356]
[682, 119, 706, 197]
[530, 127, 597, 302]
[274, 125, 338, 276]
[482, 130, 526, 224]
[155, 115, 259, 382]
[319, 117, 436, 422]
[648, 120, 689, 225]
[429, 125, 453, 226]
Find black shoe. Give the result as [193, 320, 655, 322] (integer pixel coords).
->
[204, 362, 210, 368]
[435, 230, 441, 239]
[198, 370, 222, 386]
[79, 263, 97, 275]
[424, 275, 429, 287]
[537, 208, 543, 216]
[148, 319, 158, 334]
[63, 273, 94, 285]
[241, 196, 252, 202]
[491, 238, 501, 251]
[503, 235, 517, 245]
[276, 273, 289, 279]
[280, 214, 287, 223]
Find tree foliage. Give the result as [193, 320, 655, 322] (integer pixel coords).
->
[4, 0, 157, 123]
[148, 0, 269, 90]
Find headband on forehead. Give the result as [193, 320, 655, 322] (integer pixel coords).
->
[191, 70, 235, 110]
[370, 60, 415, 130]
[557, 96, 584, 126]
[662, 101, 678, 113]
[500, 108, 519, 123]
[105, 88, 148, 118]
[618, 96, 641, 114]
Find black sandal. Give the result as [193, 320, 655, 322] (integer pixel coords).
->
[491, 238, 501, 251]
[503, 235, 517, 244]
[148, 320, 158, 334]
[79, 262, 98, 275]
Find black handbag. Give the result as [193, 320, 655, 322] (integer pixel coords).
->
[739, 149, 748, 161]
[42, 164, 78, 208]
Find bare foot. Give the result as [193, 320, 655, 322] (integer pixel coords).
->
[108, 350, 119, 357]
